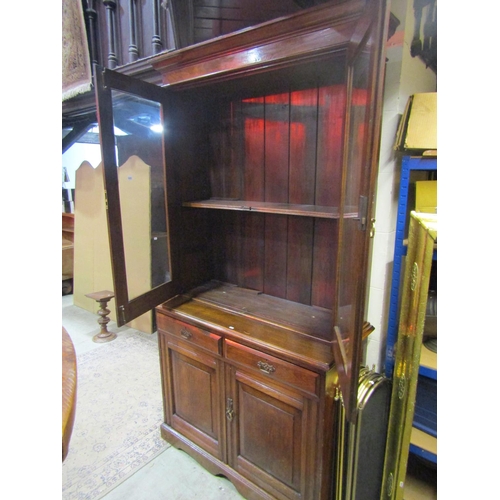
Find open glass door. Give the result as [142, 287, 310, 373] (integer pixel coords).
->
[333, 0, 388, 424]
[94, 65, 181, 326]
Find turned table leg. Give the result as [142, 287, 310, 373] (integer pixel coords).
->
[85, 290, 117, 343]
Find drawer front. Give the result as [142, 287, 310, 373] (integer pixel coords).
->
[225, 339, 319, 397]
[157, 314, 222, 355]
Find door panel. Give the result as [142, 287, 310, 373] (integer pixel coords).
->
[237, 382, 302, 489]
[226, 365, 316, 500]
[166, 340, 225, 460]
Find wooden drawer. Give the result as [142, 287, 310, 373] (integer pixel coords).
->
[225, 339, 319, 397]
[157, 314, 222, 355]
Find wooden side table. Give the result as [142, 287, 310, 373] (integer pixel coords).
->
[85, 290, 117, 343]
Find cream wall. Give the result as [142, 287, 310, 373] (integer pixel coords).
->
[365, 0, 437, 371]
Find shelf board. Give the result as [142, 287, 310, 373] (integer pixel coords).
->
[183, 199, 345, 219]
[410, 426, 437, 457]
[419, 343, 437, 379]
[420, 343, 437, 370]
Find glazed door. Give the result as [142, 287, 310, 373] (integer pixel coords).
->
[94, 66, 182, 325]
[333, 0, 389, 424]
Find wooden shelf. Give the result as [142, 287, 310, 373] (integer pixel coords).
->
[183, 199, 344, 219]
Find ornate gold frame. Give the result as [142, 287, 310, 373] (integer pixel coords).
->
[381, 211, 437, 499]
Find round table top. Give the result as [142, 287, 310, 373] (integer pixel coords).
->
[62, 327, 77, 461]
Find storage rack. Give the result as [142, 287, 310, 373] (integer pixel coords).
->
[384, 155, 437, 464]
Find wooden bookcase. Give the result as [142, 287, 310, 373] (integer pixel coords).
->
[93, 1, 390, 498]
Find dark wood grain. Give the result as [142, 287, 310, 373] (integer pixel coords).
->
[286, 217, 314, 304]
[311, 218, 337, 309]
[152, 0, 366, 87]
[93, 0, 391, 496]
[156, 278, 376, 499]
[161, 335, 226, 460]
[315, 84, 346, 208]
[183, 200, 341, 218]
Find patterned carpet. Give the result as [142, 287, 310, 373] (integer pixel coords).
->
[62, 334, 169, 499]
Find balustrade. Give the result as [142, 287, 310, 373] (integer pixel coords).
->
[81, 0, 176, 72]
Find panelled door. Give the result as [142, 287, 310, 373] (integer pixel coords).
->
[224, 343, 320, 500]
[161, 334, 226, 461]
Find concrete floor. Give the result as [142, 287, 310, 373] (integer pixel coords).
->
[62, 293, 436, 499]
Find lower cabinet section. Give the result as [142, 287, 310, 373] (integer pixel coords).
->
[158, 312, 340, 500]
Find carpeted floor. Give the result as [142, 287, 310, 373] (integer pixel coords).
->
[62, 333, 169, 499]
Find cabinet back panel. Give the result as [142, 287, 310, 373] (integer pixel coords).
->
[210, 211, 336, 309]
[199, 80, 343, 309]
[206, 82, 346, 208]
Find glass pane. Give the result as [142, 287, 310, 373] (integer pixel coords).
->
[345, 40, 372, 213]
[110, 90, 171, 300]
[334, 25, 376, 420]
[338, 27, 375, 340]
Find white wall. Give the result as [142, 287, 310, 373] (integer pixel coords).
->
[365, 0, 437, 371]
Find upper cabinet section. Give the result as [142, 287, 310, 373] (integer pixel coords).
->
[150, 0, 373, 89]
[94, 0, 390, 424]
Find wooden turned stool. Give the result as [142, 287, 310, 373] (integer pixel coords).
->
[85, 290, 117, 343]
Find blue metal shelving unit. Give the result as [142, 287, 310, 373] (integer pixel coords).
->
[385, 155, 437, 377]
[384, 155, 437, 465]
[409, 442, 437, 464]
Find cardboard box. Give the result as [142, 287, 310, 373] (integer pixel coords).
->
[415, 180, 437, 213]
[395, 92, 437, 152]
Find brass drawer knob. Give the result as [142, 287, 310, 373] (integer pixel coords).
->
[257, 361, 276, 374]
